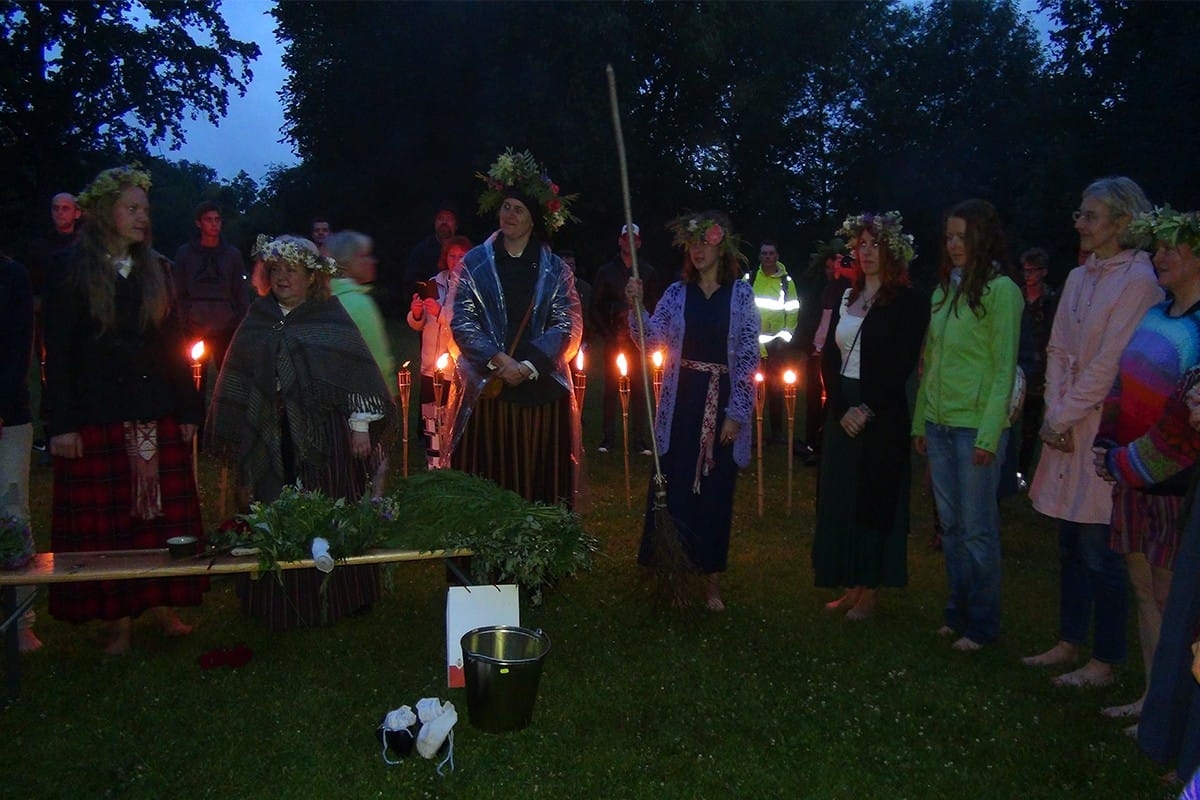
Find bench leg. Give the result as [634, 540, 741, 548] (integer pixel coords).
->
[3, 585, 20, 703]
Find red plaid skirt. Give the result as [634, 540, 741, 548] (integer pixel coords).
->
[49, 417, 209, 622]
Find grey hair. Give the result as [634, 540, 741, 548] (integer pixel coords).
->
[1082, 176, 1152, 249]
[324, 230, 373, 272]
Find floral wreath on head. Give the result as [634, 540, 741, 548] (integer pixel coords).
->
[837, 210, 916, 265]
[76, 164, 153, 212]
[667, 213, 748, 265]
[1129, 205, 1200, 251]
[476, 148, 579, 234]
[251, 234, 338, 275]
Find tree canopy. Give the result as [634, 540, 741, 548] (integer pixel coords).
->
[267, 0, 1200, 283]
[0, 0, 259, 247]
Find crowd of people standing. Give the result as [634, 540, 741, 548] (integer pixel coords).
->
[8, 160, 1200, 788]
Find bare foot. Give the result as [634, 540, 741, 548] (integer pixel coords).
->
[1052, 659, 1114, 688]
[705, 595, 726, 612]
[824, 588, 862, 613]
[152, 607, 193, 637]
[18, 628, 43, 653]
[104, 618, 132, 655]
[952, 636, 982, 652]
[846, 589, 876, 621]
[1101, 698, 1144, 719]
[1123, 723, 1139, 738]
[1021, 641, 1079, 668]
[936, 625, 956, 638]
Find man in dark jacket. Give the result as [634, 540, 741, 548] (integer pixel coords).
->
[173, 202, 249, 390]
[590, 224, 659, 454]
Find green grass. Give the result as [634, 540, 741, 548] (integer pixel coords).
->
[1, 388, 1180, 799]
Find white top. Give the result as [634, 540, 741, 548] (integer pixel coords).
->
[835, 288, 865, 380]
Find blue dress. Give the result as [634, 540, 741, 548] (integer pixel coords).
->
[638, 283, 737, 574]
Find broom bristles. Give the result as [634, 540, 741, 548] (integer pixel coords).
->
[648, 479, 699, 607]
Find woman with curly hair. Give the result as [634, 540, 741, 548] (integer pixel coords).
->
[912, 198, 1023, 651]
[625, 211, 760, 610]
[1024, 177, 1163, 686]
[812, 212, 929, 621]
[44, 165, 206, 654]
[206, 235, 396, 629]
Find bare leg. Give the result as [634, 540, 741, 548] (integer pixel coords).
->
[1053, 657, 1115, 688]
[846, 587, 877, 621]
[1103, 554, 1165, 717]
[1021, 640, 1080, 667]
[104, 617, 132, 655]
[824, 586, 863, 612]
[704, 574, 725, 612]
[151, 607, 193, 637]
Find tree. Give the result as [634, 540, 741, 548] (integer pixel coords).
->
[0, 1, 259, 244]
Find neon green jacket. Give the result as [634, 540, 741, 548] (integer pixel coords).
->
[744, 262, 799, 356]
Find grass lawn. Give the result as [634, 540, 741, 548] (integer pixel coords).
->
[1, 384, 1181, 799]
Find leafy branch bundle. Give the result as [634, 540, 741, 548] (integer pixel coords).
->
[210, 471, 598, 603]
[383, 470, 599, 603]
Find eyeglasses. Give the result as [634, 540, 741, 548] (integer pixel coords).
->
[1072, 209, 1102, 224]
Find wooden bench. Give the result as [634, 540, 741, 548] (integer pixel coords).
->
[0, 546, 472, 703]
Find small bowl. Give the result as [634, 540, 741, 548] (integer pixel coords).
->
[166, 535, 198, 559]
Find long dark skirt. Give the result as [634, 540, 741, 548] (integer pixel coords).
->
[811, 380, 909, 589]
[49, 417, 209, 622]
[452, 393, 574, 508]
[240, 408, 380, 631]
[638, 370, 737, 575]
[1139, 493, 1200, 779]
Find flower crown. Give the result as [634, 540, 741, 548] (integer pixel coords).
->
[837, 210, 916, 265]
[1129, 206, 1200, 250]
[77, 164, 153, 212]
[477, 148, 578, 234]
[251, 234, 338, 275]
[667, 213, 748, 264]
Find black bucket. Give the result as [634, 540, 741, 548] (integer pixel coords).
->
[460, 626, 551, 733]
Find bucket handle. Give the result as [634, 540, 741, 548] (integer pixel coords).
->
[463, 628, 548, 665]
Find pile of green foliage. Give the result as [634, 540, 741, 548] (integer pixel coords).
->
[209, 470, 598, 604]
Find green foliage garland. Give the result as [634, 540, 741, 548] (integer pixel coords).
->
[210, 471, 597, 604]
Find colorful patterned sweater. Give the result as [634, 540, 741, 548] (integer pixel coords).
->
[1097, 301, 1200, 488]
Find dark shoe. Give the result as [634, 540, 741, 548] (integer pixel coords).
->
[32, 439, 47, 453]
[634, 439, 652, 456]
[596, 438, 612, 454]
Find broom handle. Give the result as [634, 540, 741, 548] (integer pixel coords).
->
[605, 64, 663, 481]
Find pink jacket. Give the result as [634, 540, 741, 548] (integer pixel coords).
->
[1029, 249, 1163, 524]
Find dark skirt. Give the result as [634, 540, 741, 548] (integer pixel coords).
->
[811, 379, 909, 589]
[242, 407, 381, 631]
[638, 368, 737, 574]
[49, 416, 209, 622]
[451, 393, 574, 508]
[1139, 493, 1200, 778]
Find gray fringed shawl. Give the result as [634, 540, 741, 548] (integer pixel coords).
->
[205, 294, 396, 499]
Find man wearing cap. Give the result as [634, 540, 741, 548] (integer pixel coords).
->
[744, 240, 800, 444]
[591, 223, 658, 454]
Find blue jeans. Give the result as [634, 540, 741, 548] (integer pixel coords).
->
[926, 424, 1006, 643]
[1058, 520, 1127, 664]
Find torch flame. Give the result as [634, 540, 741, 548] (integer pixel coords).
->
[617, 353, 628, 377]
[652, 350, 663, 368]
[783, 369, 797, 385]
[436, 353, 450, 371]
[755, 372, 764, 383]
[401, 360, 411, 369]
[575, 350, 585, 371]
[190, 341, 205, 362]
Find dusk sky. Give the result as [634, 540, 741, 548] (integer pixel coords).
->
[162, 1, 1052, 185]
